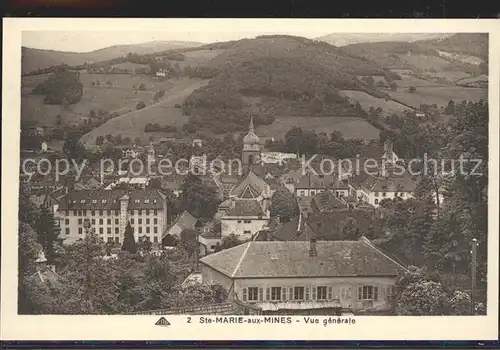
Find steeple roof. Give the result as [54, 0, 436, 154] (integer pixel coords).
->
[243, 117, 260, 145]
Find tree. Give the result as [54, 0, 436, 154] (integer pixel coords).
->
[179, 174, 219, 221]
[136, 101, 146, 110]
[397, 280, 449, 315]
[269, 188, 299, 222]
[139, 83, 146, 90]
[121, 222, 137, 254]
[179, 228, 198, 258]
[408, 86, 416, 93]
[96, 136, 104, 146]
[134, 137, 142, 145]
[33, 207, 59, 263]
[216, 234, 243, 252]
[390, 82, 397, 91]
[448, 290, 471, 315]
[444, 100, 455, 115]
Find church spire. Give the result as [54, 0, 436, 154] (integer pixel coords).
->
[249, 116, 254, 134]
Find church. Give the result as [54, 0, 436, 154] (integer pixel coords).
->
[216, 117, 274, 241]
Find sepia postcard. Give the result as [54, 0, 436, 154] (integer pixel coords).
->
[1, 18, 499, 342]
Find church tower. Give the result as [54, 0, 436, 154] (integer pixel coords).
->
[242, 117, 261, 175]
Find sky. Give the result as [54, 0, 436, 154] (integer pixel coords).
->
[22, 29, 330, 53]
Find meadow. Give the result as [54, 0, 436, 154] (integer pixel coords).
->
[21, 72, 183, 127]
[340, 90, 412, 115]
[79, 78, 208, 146]
[389, 86, 487, 109]
[255, 116, 381, 141]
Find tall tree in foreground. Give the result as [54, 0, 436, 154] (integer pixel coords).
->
[269, 187, 299, 222]
[179, 174, 219, 222]
[179, 228, 198, 258]
[33, 207, 59, 263]
[121, 222, 137, 254]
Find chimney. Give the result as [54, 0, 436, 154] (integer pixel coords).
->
[309, 238, 317, 257]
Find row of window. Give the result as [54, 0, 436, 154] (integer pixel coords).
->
[237, 220, 252, 224]
[62, 209, 160, 217]
[64, 218, 161, 226]
[103, 236, 159, 244]
[374, 192, 406, 198]
[242, 285, 392, 303]
[71, 198, 158, 205]
[68, 226, 160, 235]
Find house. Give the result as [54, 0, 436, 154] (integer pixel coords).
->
[356, 172, 418, 207]
[155, 68, 168, 77]
[230, 170, 272, 202]
[198, 220, 222, 256]
[220, 199, 270, 240]
[310, 190, 348, 213]
[192, 139, 203, 148]
[295, 173, 346, 198]
[55, 189, 168, 245]
[200, 238, 406, 315]
[163, 211, 198, 242]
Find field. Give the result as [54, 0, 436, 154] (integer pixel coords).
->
[21, 73, 186, 127]
[389, 86, 487, 109]
[161, 49, 226, 69]
[79, 78, 208, 146]
[255, 116, 381, 141]
[393, 75, 449, 88]
[340, 90, 412, 115]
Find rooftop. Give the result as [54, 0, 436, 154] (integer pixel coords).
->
[57, 189, 166, 210]
[223, 199, 267, 218]
[200, 240, 407, 279]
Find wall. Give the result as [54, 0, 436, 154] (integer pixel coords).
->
[231, 276, 396, 313]
[199, 236, 222, 256]
[221, 218, 268, 240]
[200, 264, 234, 293]
[56, 206, 167, 245]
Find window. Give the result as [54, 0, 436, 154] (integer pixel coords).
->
[107, 210, 111, 215]
[146, 210, 150, 215]
[115, 227, 119, 234]
[115, 219, 119, 225]
[107, 228, 111, 234]
[115, 237, 120, 243]
[146, 218, 150, 224]
[374, 199, 379, 205]
[78, 218, 83, 225]
[374, 192, 379, 197]
[80, 200, 86, 204]
[243, 220, 251, 224]
[237, 220, 242, 223]
[91, 219, 96, 225]
[107, 237, 113, 243]
[243, 230, 251, 234]
[138, 227, 142, 233]
[382, 192, 387, 197]
[115, 210, 119, 216]
[134, 199, 140, 204]
[154, 237, 158, 243]
[138, 219, 142, 225]
[146, 227, 150, 234]
[92, 200, 97, 204]
[316, 286, 328, 300]
[99, 210, 103, 216]
[310, 190, 316, 196]
[145, 200, 150, 204]
[358, 286, 379, 301]
[154, 210, 158, 215]
[294, 286, 305, 300]
[131, 219, 135, 225]
[386, 286, 394, 299]
[91, 210, 96, 216]
[65, 219, 69, 225]
[270, 287, 281, 301]
[78, 227, 83, 234]
[99, 228, 103, 234]
[99, 218, 103, 225]
[154, 227, 158, 234]
[247, 287, 259, 302]
[154, 218, 158, 225]
[65, 228, 70, 235]
[138, 210, 142, 215]
[107, 219, 111, 225]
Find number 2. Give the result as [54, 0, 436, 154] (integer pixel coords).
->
[187, 317, 191, 323]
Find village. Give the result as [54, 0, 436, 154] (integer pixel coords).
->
[19, 114, 476, 317]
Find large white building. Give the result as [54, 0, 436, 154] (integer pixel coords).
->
[55, 189, 168, 245]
